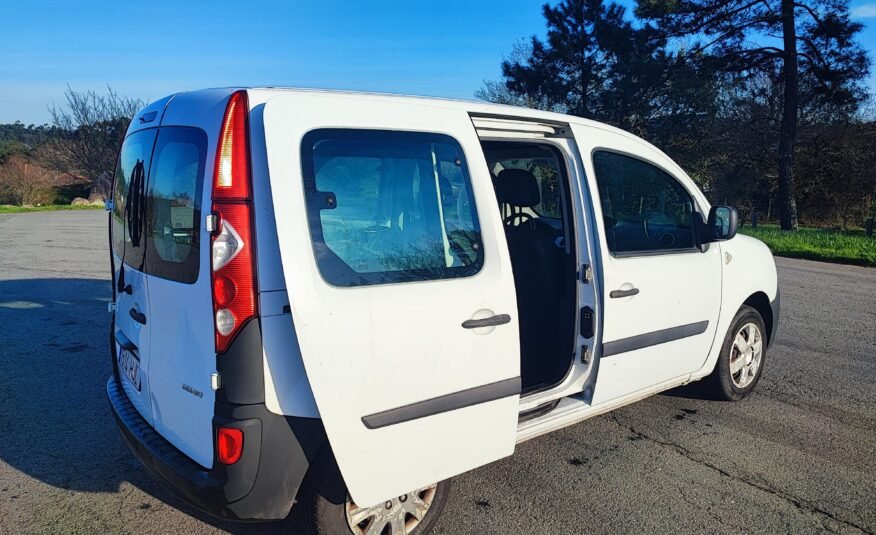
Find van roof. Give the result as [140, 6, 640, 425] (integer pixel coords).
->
[258, 86, 620, 127]
[165, 86, 634, 136]
[150, 87, 668, 163]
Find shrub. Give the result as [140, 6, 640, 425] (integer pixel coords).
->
[0, 156, 55, 206]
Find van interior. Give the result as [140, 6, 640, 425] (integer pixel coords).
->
[481, 141, 578, 395]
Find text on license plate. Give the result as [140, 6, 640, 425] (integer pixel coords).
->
[118, 348, 141, 391]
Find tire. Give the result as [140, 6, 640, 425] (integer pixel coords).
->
[705, 305, 767, 401]
[297, 451, 451, 535]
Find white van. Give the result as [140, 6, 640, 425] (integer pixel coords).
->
[107, 88, 779, 534]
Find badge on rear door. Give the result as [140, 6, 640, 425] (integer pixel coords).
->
[181, 383, 204, 398]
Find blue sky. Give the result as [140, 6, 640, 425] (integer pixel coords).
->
[1, 0, 875, 124]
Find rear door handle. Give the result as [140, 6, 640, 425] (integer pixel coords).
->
[129, 308, 147, 325]
[462, 314, 511, 329]
[609, 287, 639, 298]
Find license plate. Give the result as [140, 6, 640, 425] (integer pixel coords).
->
[118, 347, 141, 391]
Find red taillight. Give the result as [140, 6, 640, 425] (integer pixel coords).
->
[214, 91, 251, 200]
[211, 90, 257, 353]
[213, 275, 236, 306]
[217, 427, 243, 465]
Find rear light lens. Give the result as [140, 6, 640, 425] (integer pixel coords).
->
[216, 308, 235, 336]
[214, 92, 251, 199]
[214, 275, 236, 306]
[217, 427, 243, 464]
[210, 90, 257, 353]
[212, 220, 243, 271]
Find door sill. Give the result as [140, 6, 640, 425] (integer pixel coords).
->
[518, 399, 561, 423]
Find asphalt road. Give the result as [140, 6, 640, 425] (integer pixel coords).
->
[0, 210, 874, 535]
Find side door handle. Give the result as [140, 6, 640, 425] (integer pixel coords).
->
[129, 308, 147, 325]
[609, 287, 640, 299]
[462, 314, 511, 329]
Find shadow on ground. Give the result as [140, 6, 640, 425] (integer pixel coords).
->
[0, 278, 291, 534]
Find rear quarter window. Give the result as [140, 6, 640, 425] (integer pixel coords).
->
[144, 127, 207, 283]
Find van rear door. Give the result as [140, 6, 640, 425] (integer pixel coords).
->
[262, 93, 522, 506]
[111, 127, 158, 425]
[143, 125, 215, 469]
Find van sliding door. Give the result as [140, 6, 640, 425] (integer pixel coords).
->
[263, 94, 522, 506]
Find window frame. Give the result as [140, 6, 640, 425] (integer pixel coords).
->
[300, 128, 486, 288]
[590, 148, 705, 259]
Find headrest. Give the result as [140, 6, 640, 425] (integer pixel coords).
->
[495, 169, 540, 207]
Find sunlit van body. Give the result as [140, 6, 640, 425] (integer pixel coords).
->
[107, 88, 779, 534]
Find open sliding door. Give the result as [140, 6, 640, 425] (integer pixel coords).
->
[262, 93, 522, 506]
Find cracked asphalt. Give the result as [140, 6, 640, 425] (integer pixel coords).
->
[1, 210, 874, 535]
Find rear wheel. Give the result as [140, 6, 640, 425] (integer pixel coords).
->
[299, 452, 450, 535]
[705, 305, 766, 401]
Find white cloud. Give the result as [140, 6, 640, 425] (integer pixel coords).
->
[851, 3, 876, 17]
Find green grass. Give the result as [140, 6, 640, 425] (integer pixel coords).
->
[740, 224, 876, 267]
[0, 204, 104, 214]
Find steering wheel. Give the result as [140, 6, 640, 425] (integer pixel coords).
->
[503, 212, 533, 226]
[643, 213, 677, 248]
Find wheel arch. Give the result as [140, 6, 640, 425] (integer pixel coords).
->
[742, 291, 773, 346]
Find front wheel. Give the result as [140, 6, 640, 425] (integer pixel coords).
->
[298, 451, 451, 535]
[705, 305, 766, 401]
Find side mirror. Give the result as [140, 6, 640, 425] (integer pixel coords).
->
[707, 206, 738, 242]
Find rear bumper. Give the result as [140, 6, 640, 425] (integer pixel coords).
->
[107, 376, 326, 522]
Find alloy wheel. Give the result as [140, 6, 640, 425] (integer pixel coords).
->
[729, 322, 763, 388]
[345, 484, 438, 535]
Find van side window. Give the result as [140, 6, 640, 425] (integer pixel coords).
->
[302, 129, 484, 287]
[144, 127, 207, 283]
[592, 151, 697, 254]
[111, 129, 158, 268]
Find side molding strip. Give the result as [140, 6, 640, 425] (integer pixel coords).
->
[362, 377, 521, 430]
[602, 321, 709, 357]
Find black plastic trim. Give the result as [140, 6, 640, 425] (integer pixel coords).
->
[602, 321, 709, 357]
[215, 319, 265, 405]
[518, 398, 561, 423]
[361, 377, 521, 429]
[768, 288, 780, 348]
[108, 376, 326, 522]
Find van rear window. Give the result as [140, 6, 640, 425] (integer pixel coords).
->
[112, 129, 158, 268]
[144, 127, 207, 284]
[301, 129, 484, 287]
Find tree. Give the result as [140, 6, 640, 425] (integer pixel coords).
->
[795, 121, 876, 228]
[0, 140, 29, 164]
[0, 156, 54, 206]
[478, 0, 716, 158]
[475, 40, 563, 110]
[497, 0, 666, 123]
[47, 85, 144, 197]
[636, 0, 871, 230]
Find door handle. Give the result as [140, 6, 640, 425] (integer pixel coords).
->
[609, 287, 639, 298]
[129, 308, 147, 325]
[462, 314, 511, 329]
